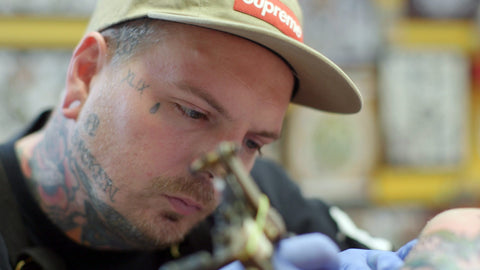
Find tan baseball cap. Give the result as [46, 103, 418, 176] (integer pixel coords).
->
[86, 0, 362, 114]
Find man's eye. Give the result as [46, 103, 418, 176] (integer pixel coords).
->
[245, 139, 263, 156]
[176, 104, 207, 120]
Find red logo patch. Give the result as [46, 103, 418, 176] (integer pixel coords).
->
[234, 0, 303, 42]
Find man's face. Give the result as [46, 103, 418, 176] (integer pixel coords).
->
[73, 23, 294, 249]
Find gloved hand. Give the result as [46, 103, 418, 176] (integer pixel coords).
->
[220, 232, 340, 270]
[338, 239, 418, 270]
[395, 239, 417, 260]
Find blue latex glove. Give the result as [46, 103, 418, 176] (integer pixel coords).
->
[339, 239, 418, 270]
[221, 233, 340, 270]
[395, 239, 418, 260]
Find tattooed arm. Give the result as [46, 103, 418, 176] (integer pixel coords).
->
[401, 208, 480, 270]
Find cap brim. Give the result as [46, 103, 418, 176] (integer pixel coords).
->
[146, 12, 363, 114]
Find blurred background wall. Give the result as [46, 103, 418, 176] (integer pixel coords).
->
[2, 0, 480, 248]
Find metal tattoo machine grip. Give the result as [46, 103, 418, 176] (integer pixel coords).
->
[159, 142, 287, 270]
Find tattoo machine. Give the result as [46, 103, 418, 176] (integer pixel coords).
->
[159, 142, 288, 270]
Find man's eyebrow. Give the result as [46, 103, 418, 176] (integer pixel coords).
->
[176, 82, 280, 140]
[256, 130, 280, 141]
[176, 83, 232, 120]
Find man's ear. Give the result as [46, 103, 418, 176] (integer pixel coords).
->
[62, 32, 108, 120]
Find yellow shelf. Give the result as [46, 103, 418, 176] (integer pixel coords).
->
[0, 16, 88, 49]
[371, 155, 480, 206]
[370, 167, 462, 206]
[389, 19, 480, 51]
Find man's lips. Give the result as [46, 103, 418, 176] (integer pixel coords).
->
[165, 195, 202, 216]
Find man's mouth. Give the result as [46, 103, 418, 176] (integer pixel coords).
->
[165, 195, 202, 216]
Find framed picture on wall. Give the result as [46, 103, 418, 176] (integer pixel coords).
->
[378, 48, 470, 168]
[407, 0, 479, 19]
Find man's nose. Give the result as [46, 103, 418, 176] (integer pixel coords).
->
[237, 147, 256, 172]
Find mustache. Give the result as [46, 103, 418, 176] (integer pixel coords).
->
[148, 174, 215, 206]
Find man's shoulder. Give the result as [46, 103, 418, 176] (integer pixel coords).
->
[0, 143, 31, 267]
[251, 158, 296, 188]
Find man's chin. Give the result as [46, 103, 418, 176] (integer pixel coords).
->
[132, 213, 200, 250]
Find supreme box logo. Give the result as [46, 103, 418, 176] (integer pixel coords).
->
[234, 0, 303, 42]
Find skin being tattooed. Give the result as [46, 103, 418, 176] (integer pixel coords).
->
[402, 231, 480, 269]
[401, 208, 480, 270]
